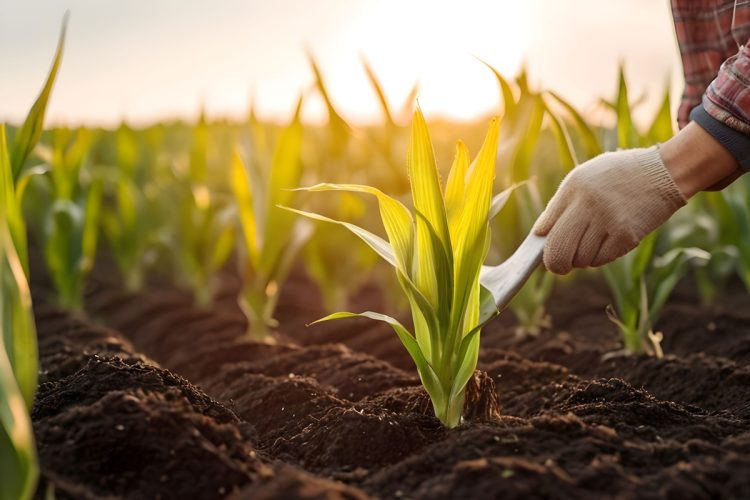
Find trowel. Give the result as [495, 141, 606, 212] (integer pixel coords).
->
[480, 231, 547, 313]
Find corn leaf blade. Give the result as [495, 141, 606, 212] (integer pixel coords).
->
[11, 13, 68, 181]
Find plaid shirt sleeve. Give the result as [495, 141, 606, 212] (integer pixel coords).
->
[672, 0, 750, 135]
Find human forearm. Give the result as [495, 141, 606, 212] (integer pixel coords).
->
[659, 121, 741, 199]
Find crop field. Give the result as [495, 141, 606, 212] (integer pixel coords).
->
[3, 10, 750, 500]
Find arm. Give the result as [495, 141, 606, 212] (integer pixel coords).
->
[533, 125, 739, 275]
[534, 24, 750, 275]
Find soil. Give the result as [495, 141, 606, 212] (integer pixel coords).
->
[28, 258, 750, 499]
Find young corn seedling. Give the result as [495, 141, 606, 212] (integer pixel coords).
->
[98, 124, 157, 292]
[603, 232, 709, 356]
[667, 190, 742, 305]
[674, 176, 750, 302]
[170, 114, 236, 306]
[284, 109, 517, 428]
[0, 14, 66, 498]
[32, 128, 103, 311]
[0, 127, 39, 500]
[231, 99, 312, 339]
[601, 68, 708, 356]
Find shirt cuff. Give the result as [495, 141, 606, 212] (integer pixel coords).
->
[690, 104, 750, 171]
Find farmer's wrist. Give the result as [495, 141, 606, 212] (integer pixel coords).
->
[659, 122, 739, 198]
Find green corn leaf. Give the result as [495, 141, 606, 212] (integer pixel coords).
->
[11, 12, 68, 181]
[280, 206, 398, 268]
[545, 91, 602, 159]
[291, 183, 414, 276]
[631, 232, 658, 281]
[0, 219, 39, 500]
[415, 210, 453, 346]
[0, 127, 29, 273]
[44, 200, 84, 309]
[450, 324, 481, 402]
[0, 221, 38, 411]
[649, 247, 710, 317]
[81, 179, 103, 274]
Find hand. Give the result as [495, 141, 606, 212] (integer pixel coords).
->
[534, 122, 741, 275]
[533, 146, 686, 274]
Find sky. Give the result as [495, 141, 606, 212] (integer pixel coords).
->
[0, 0, 683, 127]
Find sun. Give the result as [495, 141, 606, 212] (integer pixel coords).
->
[299, 0, 531, 125]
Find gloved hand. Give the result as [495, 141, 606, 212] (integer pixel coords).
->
[533, 146, 687, 274]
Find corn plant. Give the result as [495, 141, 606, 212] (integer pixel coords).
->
[169, 114, 237, 306]
[600, 68, 709, 356]
[0, 14, 66, 498]
[604, 232, 709, 356]
[285, 109, 519, 428]
[231, 99, 312, 339]
[32, 128, 103, 311]
[0, 127, 39, 500]
[98, 125, 155, 291]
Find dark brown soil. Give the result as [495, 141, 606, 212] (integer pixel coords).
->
[29, 260, 750, 499]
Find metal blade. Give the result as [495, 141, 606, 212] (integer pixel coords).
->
[480, 231, 546, 312]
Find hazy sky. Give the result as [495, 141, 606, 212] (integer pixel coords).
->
[0, 0, 683, 127]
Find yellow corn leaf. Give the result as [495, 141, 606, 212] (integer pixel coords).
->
[444, 140, 469, 242]
[279, 206, 398, 268]
[450, 118, 500, 331]
[259, 98, 304, 274]
[407, 108, 451, 307]
[292, 183, 413, 276]
[230, 149, 260, 269]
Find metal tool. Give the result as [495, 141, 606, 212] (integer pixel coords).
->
[480, 231, 546, 312]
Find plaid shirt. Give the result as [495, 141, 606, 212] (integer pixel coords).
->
[673, 0, 750, 135]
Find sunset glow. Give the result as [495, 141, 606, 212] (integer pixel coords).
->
[1, 0, 681, 127]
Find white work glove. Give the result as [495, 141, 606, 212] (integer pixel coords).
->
[533, 146, 687, 274]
